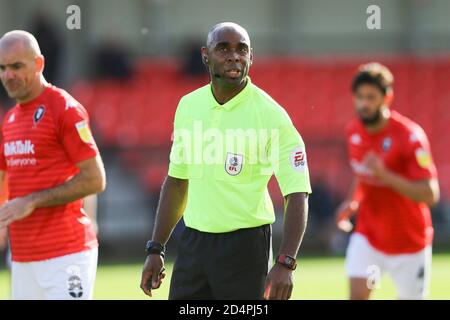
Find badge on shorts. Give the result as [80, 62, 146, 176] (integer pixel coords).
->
[75, 120, 93, 143]
[33, 105, 45, 125]
[225, 152, 243, 176]
[290, 146, 307, 172]
[67, 275, 84, 298]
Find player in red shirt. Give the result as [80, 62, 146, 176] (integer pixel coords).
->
[335, 62, 440, 300]
[0, 30, 106, 299]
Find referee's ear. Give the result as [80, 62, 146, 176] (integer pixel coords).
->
[200, 47, 208, 65]
[200, 46, 210, 74]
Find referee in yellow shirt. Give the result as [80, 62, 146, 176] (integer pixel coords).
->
[140, 22, 312, 300]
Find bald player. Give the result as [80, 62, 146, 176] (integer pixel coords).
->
[0, 30, 106, 300]
[140, 22, 311, 300]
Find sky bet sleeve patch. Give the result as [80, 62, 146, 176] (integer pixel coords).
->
[75, 120, 94, 144]
[415, 147, 432, 169]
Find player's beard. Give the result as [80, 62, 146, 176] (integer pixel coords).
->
[358, 107, 382, 126]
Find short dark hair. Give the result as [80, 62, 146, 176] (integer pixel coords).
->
[351, 62, 394, 95]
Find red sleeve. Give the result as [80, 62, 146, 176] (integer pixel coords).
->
[0, 122, 6, 171]
[404, 127, 436, 180]
[57, 102, 99, 164]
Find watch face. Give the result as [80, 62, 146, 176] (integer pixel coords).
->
[285, 257, 293, 265]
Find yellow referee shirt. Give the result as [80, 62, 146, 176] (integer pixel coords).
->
[168, 77, 311, 233]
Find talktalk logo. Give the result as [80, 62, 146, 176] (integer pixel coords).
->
[4, 140, 35, 156]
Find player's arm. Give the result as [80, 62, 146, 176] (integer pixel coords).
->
[364, 151, 440, 206]
[335, 177, 361, 232]
[0, 155, 106, 228]
[0, 170, 7, 250]
[140, 175, 188, 297]
[84, 194, 98, 234]
[375, 170, 439, 205]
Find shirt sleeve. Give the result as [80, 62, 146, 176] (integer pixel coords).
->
[269, 121, 312, 197]
[404, 127, 437, 180]
[168, 99, 189, 179]
[57, 102, 99, 164]
[0, 122, 7, 171]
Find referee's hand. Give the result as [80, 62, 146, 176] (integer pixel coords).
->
[140, 254, 166, 297]
[264, 263, 294, 300]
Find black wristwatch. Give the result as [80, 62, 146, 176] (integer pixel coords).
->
[276, 254, 297, 270]
[145, 240, 165, 258]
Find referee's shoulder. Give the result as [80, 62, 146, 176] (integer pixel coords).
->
[175, 83, 210, 114]
[251, 83, 293, 125]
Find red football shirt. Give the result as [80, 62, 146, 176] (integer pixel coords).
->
[0, 84, 99, 262]
[346, 110, 437, 254]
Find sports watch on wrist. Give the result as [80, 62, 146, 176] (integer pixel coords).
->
[276, 254, 297, 270]
[145, 240, 165, 258]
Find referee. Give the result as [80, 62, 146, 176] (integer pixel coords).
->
[140, 22, 311, 300]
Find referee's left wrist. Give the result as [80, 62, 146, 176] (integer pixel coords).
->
[276, 254, 297, 271]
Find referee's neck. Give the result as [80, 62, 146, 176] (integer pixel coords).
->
[211, 78, 247, 105]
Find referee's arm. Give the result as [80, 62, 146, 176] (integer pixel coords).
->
[280, 192, 308, 258]
[265, 192, 308, 300]
[140, 175, 188, 297]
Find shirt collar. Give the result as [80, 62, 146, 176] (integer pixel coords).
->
[18, 84, 52, 109]
[208, 76, 252, 111]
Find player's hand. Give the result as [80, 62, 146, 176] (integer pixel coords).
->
[264, 263, 294, 300]
[335, 200, 359, 232]
[363, 152, 386, 180]
[0, 196, 36, 228]
[140, 254, 166, 297]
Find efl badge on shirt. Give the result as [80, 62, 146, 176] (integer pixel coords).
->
[225, 152, 243, 176]
[33, 105, 45, 125]
[75, 120, 93, 143]
[382, 137, 392, 152]
[290, 146, 307, 172]
[415, 148, 432, 169]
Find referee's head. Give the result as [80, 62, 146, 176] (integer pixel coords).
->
[201, 22, 253, 87]
[0, 30, 45, 103]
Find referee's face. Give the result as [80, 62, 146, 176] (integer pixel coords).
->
[204, 28, 252, 86]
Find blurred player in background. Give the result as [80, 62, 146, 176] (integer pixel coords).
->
[0, 30, 106, 300]
[336, 62, 440, 300]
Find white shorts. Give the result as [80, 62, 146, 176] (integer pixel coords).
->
[11, 247, 98, 300]
[345, 233, 431, 300]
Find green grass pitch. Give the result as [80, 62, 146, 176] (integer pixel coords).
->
[1, 253, 449, 300]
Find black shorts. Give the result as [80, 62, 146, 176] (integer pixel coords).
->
[169, 224, 272, 300]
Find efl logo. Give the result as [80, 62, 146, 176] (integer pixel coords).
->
[4, 140, 35, 156]
[225, 153, 243, 176]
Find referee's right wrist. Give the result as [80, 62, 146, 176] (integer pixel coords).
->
[145, 240, 165, 258]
